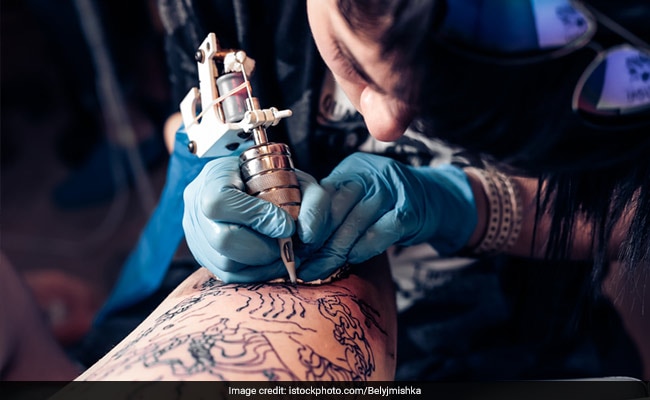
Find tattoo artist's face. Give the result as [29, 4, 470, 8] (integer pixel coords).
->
[307, 0, 413, 142]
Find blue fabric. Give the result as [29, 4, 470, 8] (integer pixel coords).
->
[94, 126, 212, 323]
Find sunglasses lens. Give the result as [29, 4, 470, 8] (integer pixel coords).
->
[440, 0, 595, 62]
[573, 45, 650, 122]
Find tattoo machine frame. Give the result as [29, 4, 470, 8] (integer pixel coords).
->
[180, 33, 300, 283]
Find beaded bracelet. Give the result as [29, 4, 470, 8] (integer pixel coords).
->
[464, 166, 523, 255]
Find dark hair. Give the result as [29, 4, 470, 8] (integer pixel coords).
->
[338, 0, 650, 289]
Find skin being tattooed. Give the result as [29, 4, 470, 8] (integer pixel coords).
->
[75, 255, 396, 381]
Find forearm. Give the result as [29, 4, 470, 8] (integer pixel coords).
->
[75, 256, 397, 381]
[464, 173, 548, 258]
[465, 171, 623, 260]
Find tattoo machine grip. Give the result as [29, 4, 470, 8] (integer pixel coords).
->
[239, 142, 301, 283]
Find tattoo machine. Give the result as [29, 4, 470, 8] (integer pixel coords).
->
[180, 33, 300, 283]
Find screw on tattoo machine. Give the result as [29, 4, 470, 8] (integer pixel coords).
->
[180, 32, 300, 283]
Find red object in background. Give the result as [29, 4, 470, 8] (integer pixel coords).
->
[23, 270, 103, 346]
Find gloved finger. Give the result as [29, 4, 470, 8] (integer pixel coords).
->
[320, 178, 366, 228]
[183, 202, 248, 273]
[195, 217, 282, 266]
[186, 212, 290, 280]
[202, 186, 295, 238]
[348, 210, 402, 264]
[189, 166, 284, 261]
[298, 189, 392, 282]
[327, 180, 394, 252]
[294, 169, 331, 247]
[297, 253, 345, 283]
[198, 159, 296, 239]
[298, 178, 380, 281]
[296, 184, 362, 280]
[197, 248, 247, 278]
[210, 258, 301, 284]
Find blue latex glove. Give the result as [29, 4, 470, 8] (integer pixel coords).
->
[182, 156, 331, 283]
[298, 152, 478, 282]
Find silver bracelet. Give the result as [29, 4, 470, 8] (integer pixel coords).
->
[464, 166, 523, 255]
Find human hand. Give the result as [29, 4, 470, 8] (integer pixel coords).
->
[182, 156, 331, 283]
[298, 152, 477, 282]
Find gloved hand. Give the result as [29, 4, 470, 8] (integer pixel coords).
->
[298, 152, 478, 282]
[182, 156, 331, 283]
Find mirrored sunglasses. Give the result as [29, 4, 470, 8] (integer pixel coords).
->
[438, 0, 650, 127]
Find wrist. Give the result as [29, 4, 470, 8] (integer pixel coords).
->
[462, 167, 523, 255]
[415, 164, 478, 256]
[464, 169, 489, 249]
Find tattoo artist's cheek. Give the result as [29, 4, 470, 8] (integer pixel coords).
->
[359, 88, 408, 142]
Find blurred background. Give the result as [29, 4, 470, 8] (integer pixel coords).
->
[1, 0, 173, 345]
[1, 0, 649, 379]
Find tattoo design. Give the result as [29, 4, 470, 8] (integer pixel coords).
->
[81, 275, 387, 381]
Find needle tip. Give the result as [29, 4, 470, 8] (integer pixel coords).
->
[287, 263, 297, 284]
[279, 237, 297, 284]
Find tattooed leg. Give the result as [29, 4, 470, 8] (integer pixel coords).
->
[76, 254, 396, 381]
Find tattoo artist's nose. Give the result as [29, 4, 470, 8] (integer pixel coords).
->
[359, 86, 410, 142]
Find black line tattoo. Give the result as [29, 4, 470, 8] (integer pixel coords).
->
[80, 275, 388, 381]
